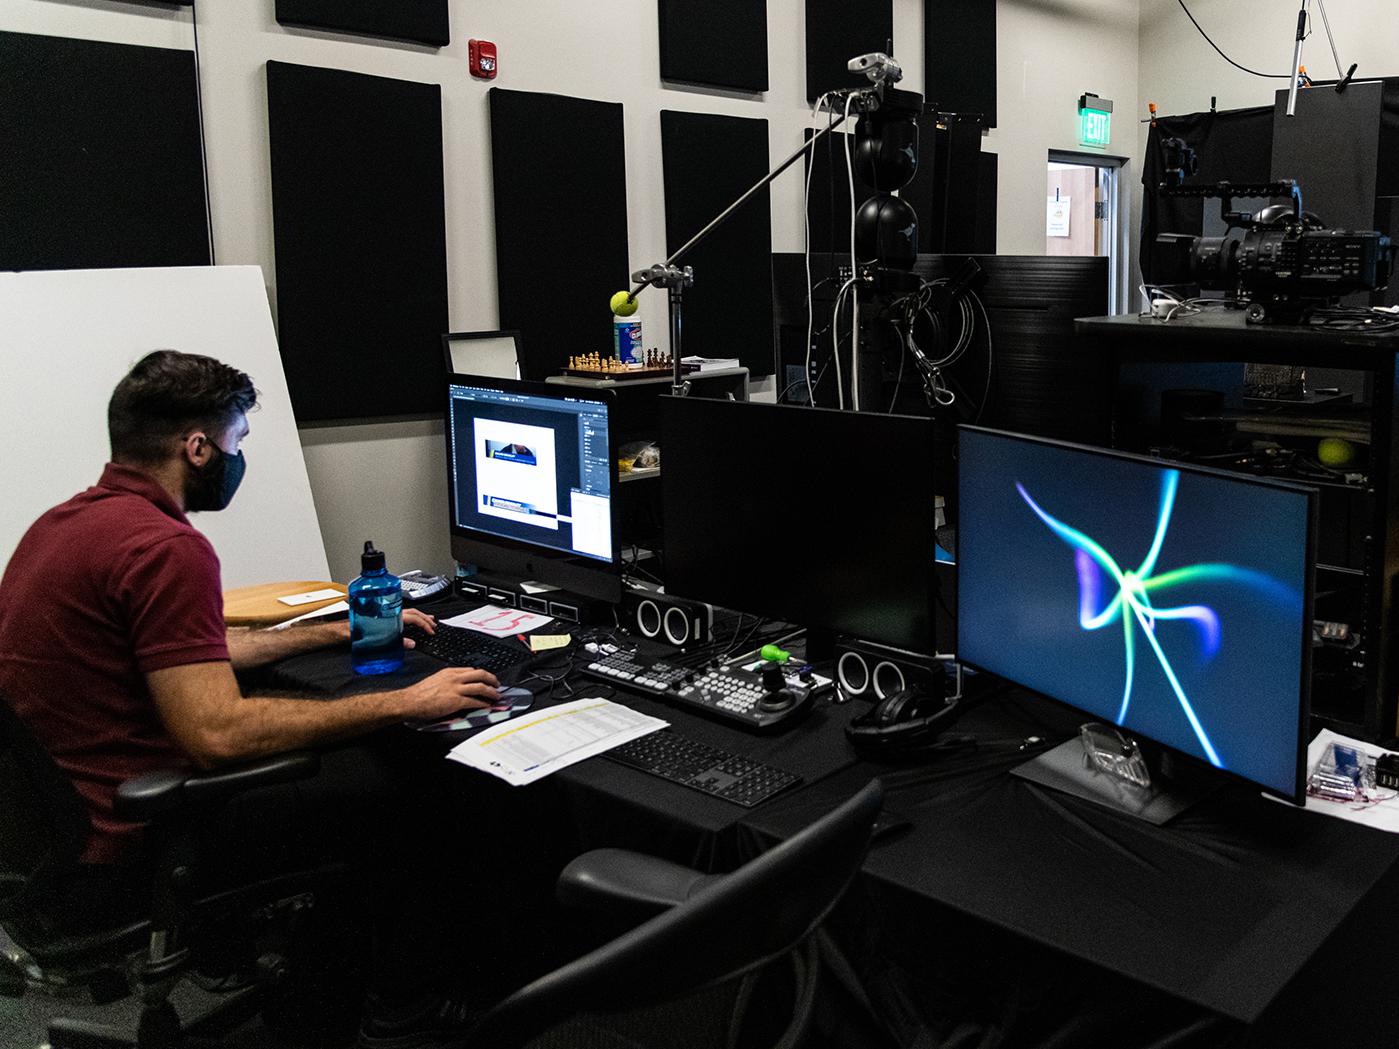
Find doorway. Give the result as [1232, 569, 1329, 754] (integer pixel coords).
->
[1046, 152, 1127, 313]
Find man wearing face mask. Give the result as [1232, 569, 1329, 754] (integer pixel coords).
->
[0, 350, 504, 1048]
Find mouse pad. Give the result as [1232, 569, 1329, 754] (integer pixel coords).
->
[406, 686, 534, 733]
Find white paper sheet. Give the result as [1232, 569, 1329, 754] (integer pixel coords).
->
[266, 600, 349, 630]
[1265, 728, 1399, 832]
[445, 698, 667, 786]
[441, 604, 555, 637]
[277, 588, 344, 607]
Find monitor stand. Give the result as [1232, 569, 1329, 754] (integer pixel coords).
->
[1010, 735, 1220, 825]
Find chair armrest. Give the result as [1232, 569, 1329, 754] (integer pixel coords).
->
[556, 847, 721, 925]
[115, 752, 320, 822]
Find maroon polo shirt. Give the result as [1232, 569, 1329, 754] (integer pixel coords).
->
[0, 463, 228, 863]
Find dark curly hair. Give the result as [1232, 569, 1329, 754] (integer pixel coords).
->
[108, 350, 258, 464]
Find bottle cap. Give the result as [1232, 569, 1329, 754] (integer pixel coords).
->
[361, 540, 386, 573]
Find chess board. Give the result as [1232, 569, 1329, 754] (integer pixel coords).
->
[561, 365, 680, 381]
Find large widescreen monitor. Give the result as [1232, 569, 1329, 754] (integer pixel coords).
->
[661, 398, 939, 655]
[957, 426, 1315, 806]
[445, 375, 619, 602]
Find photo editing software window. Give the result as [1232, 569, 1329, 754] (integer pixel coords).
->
[448, 382, 613, 562]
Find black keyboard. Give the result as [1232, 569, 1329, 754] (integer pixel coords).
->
[405, 623, 534, 677]
[604, 730, 802, 808]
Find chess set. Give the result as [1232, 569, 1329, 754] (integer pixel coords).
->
[562, 350, 690, 380]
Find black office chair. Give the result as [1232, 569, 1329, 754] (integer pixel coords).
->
[463, 777, 885, 1049]
[0, 694, 332, 1049]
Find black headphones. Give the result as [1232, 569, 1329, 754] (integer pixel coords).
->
[844, 686, 966, 755]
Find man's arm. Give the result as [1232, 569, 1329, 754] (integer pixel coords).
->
[146, 661, 498, 768]
[226, 608, 439, 671]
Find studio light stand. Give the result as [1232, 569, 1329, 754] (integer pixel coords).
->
[1286, 0, 1357, 117]
[619, 53, 916, 401]
[623, 96, 870, 397]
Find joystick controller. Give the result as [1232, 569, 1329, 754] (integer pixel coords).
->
[758, 661, 799, 713]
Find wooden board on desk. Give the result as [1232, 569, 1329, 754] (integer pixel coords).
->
[224, 581, 347, 627]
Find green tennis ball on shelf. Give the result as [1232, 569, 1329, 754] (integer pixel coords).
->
[610, 291, 639, 317]
[1318, 437, 1356, 466]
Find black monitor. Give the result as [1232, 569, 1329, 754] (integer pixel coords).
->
[957, 426, 1315, 814]
[660, 398, 938, 655]
[445, 374, 620, 602]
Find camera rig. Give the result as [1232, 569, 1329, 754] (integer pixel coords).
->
[1157, 179, 1394, 325]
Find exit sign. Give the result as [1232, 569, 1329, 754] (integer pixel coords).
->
[1079, 93, 1113, 149]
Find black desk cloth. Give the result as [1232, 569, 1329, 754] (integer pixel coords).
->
[264, 625, 1399, 1049]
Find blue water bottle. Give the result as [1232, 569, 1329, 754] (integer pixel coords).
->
[349, 540, 404, 675]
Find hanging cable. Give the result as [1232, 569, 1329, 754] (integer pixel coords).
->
[843, 92, 860, 411]
[1174, 0, 1293, 80]
[830, 276, 857, 409]
[804, 94, 828, 408]
[190, 0, 216, 264]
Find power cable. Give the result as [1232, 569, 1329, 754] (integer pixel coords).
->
[1174, 0, 1293, 80]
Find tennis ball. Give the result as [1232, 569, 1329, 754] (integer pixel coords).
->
[610, 291, 639, 317]
[1318, 437, 1356, 466]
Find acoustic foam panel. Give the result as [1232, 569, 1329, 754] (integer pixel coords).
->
[267, 62, 448, 422]
[0, 31, 208, 272]
[660, 111, 774, 376]
[275, 0, 449, 48]
[805, 0, 893, 102]
[925, 117, 984, 253]
[490, 89, 630, 382]
[659, 0, 768, 92]
[924, 0, 996, 127]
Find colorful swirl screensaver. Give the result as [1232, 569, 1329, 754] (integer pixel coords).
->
[959, 430, 1311, 796]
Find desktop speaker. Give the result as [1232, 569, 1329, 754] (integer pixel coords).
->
[834, 639, 942, 702]
[622, 586, 714, 647]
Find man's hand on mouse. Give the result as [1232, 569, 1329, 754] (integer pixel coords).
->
[405, 667, 500, 719]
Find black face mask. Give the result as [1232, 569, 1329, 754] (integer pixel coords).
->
[185, 441, 247, 512]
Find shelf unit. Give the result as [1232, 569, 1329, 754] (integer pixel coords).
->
[1075, 311, 1399, 740]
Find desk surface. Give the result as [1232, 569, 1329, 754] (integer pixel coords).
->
[265, 611, 1399, 1044]
[742, 691, 1399, 1031]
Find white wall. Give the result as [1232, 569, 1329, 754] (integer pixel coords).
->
[4, 0, 1144, 581]
[989, 0, 1140, 257]
[1139, 0, 1398, 117]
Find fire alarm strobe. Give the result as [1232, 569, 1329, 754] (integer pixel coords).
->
[469, 39, 497, 80]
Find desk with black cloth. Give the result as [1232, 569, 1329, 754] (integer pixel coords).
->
[739, 689, 1399, 1049]
[263, 603, 1399, 1047]
[262, 595, 863, 869]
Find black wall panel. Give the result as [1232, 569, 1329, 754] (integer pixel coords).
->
[490, 89, 630, 382]
[804, 0, 893, 102]
[1272, 81, 1383, 232]
[924, 0, 996, 126]
[267, 62, 448, 422]
[0, 31, 208, 272]
[1139, 106, 1275, 284]
[661, 111, 773, 376]
[275, 0, 449, 47]
[659, 0, 767, 91]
